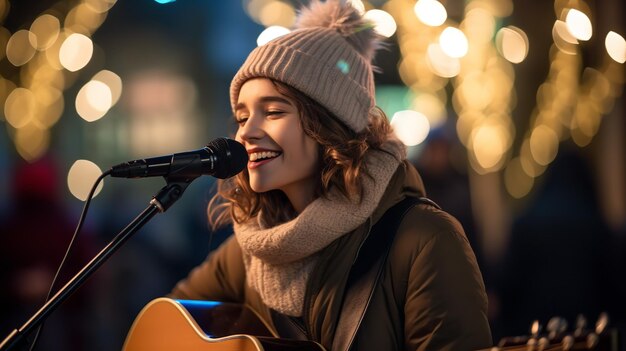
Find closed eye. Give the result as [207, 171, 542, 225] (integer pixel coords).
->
[235, 117, 248, 126]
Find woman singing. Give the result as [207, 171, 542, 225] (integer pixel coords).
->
[171, 1, 492, 349]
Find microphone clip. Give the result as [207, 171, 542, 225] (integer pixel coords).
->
[151, 176, 196, 213]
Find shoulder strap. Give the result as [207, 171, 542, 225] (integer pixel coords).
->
[332, 196, 440, 351]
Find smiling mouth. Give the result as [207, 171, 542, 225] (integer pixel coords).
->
[249, 151, 282, 162]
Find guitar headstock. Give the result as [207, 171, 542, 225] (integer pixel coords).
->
[492, 313, 619, 351]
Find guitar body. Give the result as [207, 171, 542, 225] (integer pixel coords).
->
[123, 298, 326, 351]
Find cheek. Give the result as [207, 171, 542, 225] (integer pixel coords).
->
[282, 132, 317, 160]
[304, 139, 319, 162]
[294, 136, 320, 172]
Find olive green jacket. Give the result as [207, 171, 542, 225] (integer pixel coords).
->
[171, 161, 492, 350]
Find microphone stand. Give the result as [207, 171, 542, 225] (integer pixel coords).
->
[0, 178, 195, 351]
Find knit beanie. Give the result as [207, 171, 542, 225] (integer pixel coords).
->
[230, 0, 382, 133]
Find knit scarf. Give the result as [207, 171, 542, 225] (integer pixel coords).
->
[233, 140, 405, 316]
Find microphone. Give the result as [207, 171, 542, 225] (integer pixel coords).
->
[109, 137, 248, 180]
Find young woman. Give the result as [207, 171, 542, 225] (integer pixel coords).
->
[171, 1, 492, 350]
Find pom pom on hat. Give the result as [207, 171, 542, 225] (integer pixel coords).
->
[296, 0, 382, 62]
[230, 0, 383, 133]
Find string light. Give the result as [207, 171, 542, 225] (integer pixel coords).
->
[439, 27, 468, 58]
[496, 26, 529, 64]
[257, 25, 290, 46]
[605, 31, 626, 64]
[413, 0, 447, 27]
[1, 0, 118, 162]
[0, 0, 622, 204]
[67, 159, 104, 201]
[364, 9, 397, 38]
[59, 33, 93, 72]
[383, 0, 622, 199]
[390, 110, 430, 146]
[565, 9, 592, 41]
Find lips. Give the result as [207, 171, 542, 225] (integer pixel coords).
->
[249, 150, 281, 161]
[247, 148, 282, 169]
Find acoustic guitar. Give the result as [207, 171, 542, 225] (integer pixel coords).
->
[123, 297, 326, 351]
[125, 298, 619, 351]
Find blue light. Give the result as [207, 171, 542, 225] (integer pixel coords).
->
[336, 59, 350, 74]
[154, 0, 176, 4]
[176, 299, 222, 308]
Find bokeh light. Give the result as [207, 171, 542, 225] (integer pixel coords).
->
[439, 27, 468, 58]
[259, 1, 295, 28]
[67, 159, 104, 201]
[245, 0, 271, 24]
[412, 92, 446, 128]
[44, 31, 68, 70]
[565, 9, 592, 41]
[530, 125, 559, 166]
[552, 20, 578, 55]
[31, 85, 64, 128]
[426, 43, 460, 77]
[65, 3, 107, 35]
[83, 0, 117, 13]
[59, 33, 93, 72]
[29, 14, 60, 51]
[462, 7, 496, 45]
[93, 70, 123, 105]
[390, 110, 430, 146]
[15, 123, 50, 161]
[496, 26, 529, 64]
[75, 80, 113, 122]
[504, 157, 534, 199]
[347, 0, 365, 14]
[470, 123, 510, 171]
[245, 0, 295, 27]
[520, 138, 547, 177]
[605, 31, 625, 64]
[6, 30, 37, 66]
[86, 80, 112, 111]
[364, 9, 397, 38]
[4, 88, 37, 128]
[456, 72, 495, 111]
[553, 20, 578, 44]
[414, 0, 447, 27]
[257, 25, 290, 46]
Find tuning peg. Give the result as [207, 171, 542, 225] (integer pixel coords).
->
[595, 312, 609, 334]
[546, 316, 567, 339]
[537, 336, 550, 351]
[526, 336, 537, 351]
[587, 332, 599, 349]
[562, 335, 574, 350]
[559, 319, 568, 333]
[530, 320, 542, 338]
[574, 314, 587, 337]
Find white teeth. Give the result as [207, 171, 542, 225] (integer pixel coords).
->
[249, 151, 280, 161]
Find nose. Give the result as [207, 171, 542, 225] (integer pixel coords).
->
[236, 113, 264, 143]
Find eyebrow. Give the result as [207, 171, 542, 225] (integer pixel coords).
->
[234, 96, 293, 112]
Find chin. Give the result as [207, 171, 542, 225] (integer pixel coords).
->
[249, 180, 273, 194]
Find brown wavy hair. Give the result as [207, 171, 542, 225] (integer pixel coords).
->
[208, 79, 394, 229]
